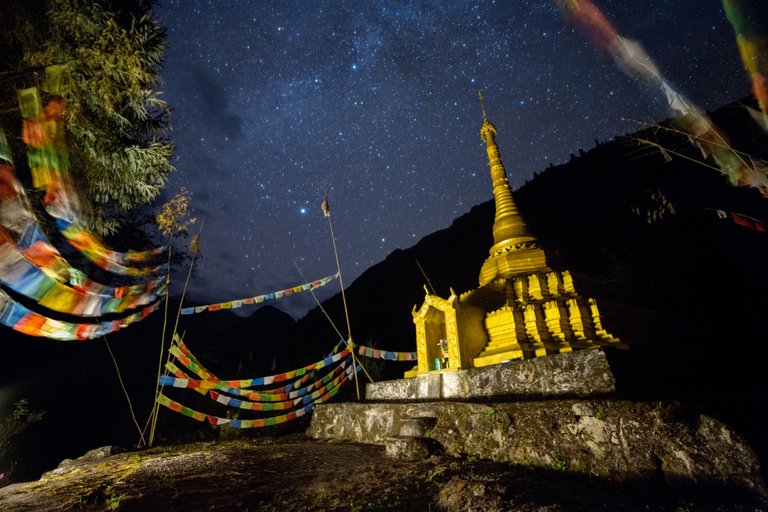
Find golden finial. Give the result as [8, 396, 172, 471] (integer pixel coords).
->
[479, 90, 495, 142]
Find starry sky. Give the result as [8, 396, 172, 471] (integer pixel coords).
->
[154, 0, 752, 318]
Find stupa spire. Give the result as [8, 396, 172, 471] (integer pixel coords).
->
[478, 91, 536, 253]
[477, 92, 549, 286]
[478, 90, 488, 120]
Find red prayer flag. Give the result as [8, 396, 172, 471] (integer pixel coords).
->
[732, 213, 766, 232]
[0, 164, 19, 200]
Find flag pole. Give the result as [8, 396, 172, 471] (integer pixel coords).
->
[322, 197, 361, 400]
[148, 220, 203, 447]
[292, 259, 375, 384]
[415, 258, 437, 295]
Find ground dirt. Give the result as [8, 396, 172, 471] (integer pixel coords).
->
[0, 435, 765, 511]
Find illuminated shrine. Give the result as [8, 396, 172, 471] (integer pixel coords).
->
[405, 109, 619, 378]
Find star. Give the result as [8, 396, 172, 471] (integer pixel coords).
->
[155, 1, 752, 318]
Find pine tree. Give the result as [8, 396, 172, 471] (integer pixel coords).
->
[0, 0, 173, 234]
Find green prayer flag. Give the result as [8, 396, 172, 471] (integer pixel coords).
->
[42, 65, 65, 95]
[17, 88, 42, 119]
[0, 130, 12, 162]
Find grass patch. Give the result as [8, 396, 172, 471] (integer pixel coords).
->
[549, 459, 567, 471]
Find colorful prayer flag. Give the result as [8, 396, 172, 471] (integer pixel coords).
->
[179, 272, 339, 315]
[356, 344, 417, 361]
[559, 0, 768, 196]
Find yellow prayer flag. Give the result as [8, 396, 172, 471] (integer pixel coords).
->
[190, 233, 200, 255]
[39, 282, 79, 313]
[321, 197, 330, 217]
[17, 88, 42, 119]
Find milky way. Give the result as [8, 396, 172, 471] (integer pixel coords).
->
[154, 0, 752, 317]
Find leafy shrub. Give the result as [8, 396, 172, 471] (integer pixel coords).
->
[0, 400, 44, 485]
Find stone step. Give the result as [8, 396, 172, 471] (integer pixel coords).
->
[384, 436, 431, 461]
[398, 416, 436, 437]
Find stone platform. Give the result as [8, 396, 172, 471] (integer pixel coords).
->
[366, 349, 615, 401]
[307, 399, 766, 495]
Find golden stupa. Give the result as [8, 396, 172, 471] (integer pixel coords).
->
[406, 98, 619, 378]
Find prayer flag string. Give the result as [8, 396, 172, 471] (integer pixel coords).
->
[56, 218, 167, 277]
[1, 225, 165, 317]
[0, 288, 160, 340]
[0, 132, 35, 236]
[218, 360, 349, 403]
[159, 347, 351, 390]
[156, 364, 359, 428]
[356, 344, 417, 361]
[17, 78, 165, 275]
[167, 355, 351, 403]
[17, 88, 80, 222]
[558, 0, 768, 196]
[722, 0, 768, 128]
[1, 126, 164, 299]
[168, 345, 212, 380]
[167, 346, 324, 400]
[206, 361, 353, 411]
[171, 334, 345, 396]
[8, 219, 165, 302]
[696, 208, 767, 232]
[0, 80, 166, 338]
[727, 211, 767, 232]
[179, 272, 340, 315]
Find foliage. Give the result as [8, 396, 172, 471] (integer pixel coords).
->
[105, 486, 125, 510]
[549, 459, 567, 471]
[0, 400, 44, 485]
[148, 186, 198, 448]
[630, 188, 677, 225]
[1, 0, 173, 234]
[155, 187, 196, 238]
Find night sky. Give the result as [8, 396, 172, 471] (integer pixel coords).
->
[154, 1, 751, 318]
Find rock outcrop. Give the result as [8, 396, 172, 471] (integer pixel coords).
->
[308, 400, 766, 496]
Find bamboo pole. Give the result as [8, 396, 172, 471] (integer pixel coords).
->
[323, 200, 361, 400]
